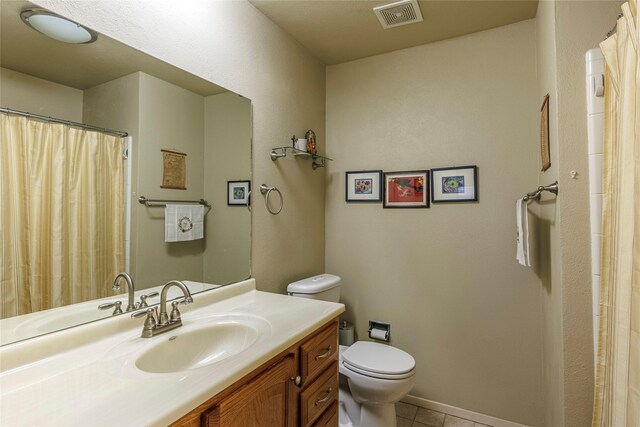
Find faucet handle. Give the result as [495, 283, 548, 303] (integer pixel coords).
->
[139, 292, 159, 308]
[169, 297, 193, 323]
[170, 301, 182, 322]
[132, 309, 157, 337]
[98, 300, 123, 315]
[131, 309, 150, 319]
[179, 296, 193, 305]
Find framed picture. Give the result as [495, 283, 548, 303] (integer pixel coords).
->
[346, 170, 383, 202]
[227, 180, 251, 206]
[431, 166, 478, 203]
[383, 170, 429, 208]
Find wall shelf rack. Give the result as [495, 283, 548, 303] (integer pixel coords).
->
[270, 146, 332, 170]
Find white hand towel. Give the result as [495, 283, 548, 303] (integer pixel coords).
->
[165, 204, 204, 242]
[516, 198, 531, 266]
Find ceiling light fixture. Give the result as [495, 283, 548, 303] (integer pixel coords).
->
[20, 8, 97, 44]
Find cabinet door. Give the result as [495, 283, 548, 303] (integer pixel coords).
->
[203, 354, 297, 427]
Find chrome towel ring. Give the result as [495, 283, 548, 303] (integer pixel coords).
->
[260, 184, 283, 215]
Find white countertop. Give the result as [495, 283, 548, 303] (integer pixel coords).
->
[0, 279, 345, 426]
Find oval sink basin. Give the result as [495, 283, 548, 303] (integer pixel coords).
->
[16, 303, 121, 334]
[135, 322, 261, 374]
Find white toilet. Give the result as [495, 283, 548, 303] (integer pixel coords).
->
[287, 274, 416, 427]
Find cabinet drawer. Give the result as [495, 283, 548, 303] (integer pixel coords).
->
[300, 322, 338, 383]
[300, 361, 338, 426]
[312, 400, 338, 427]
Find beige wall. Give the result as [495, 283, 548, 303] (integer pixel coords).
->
[326, 20, 543, 426]
[0, 67, 83, 122]
[554, 2, 622, 424]
[83, 73, 140, 137]
[86, 71, 211, 289]
[203, 92, 252, 284]
[534, 1, 564, 425]
[85, 72, 206, 289]
[540, 1, 623, 425]
[135, 72, 205, 289]
[35, 0, 327, 294]
[84, 73, 252, 289]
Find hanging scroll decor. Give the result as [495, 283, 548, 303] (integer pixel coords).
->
[540, 94, 551, 172]
[161, 149, 187, 190]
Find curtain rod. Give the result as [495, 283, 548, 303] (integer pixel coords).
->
[607, 13, 624, 38]
[0, 107, 128, 138]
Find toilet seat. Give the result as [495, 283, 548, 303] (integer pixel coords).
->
[342, 362, 415, 380]
[341, 341, 415, 380]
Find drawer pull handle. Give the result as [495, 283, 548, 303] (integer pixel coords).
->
[314, 388, 333, 406]
[291, 375, 301, 386]
[315, 345, 332, 360]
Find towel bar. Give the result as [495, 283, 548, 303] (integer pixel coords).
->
[138, 196, 210, 208]
[523, 181, 558, 201]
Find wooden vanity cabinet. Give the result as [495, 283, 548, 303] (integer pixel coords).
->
[310, 400, 338, 427]
[202, 354, 298, 427]
[171, 318, 339, 427]
[298, 322, 339, 426]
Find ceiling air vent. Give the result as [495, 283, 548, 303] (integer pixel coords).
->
[373, 0, 424, 29]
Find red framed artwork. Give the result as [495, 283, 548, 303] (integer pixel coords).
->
[383, 170, 429, 208]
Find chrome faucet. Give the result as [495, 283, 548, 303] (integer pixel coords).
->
[98, 273, 135, 315]
[158, 280, 193, 325]
[112, 272, 136, 311]
[131, 280, 193, 338]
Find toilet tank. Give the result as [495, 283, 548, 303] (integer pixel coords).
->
[287, 274, 341, 302]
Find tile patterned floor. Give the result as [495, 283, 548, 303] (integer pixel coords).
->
[395, 402, 493, 427]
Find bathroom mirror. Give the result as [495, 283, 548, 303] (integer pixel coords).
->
[0, 1, 252, 345]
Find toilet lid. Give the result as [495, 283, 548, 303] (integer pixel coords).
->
[342, 341, 415, 377]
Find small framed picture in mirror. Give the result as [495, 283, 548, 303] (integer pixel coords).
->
[228, 180, 251, 206]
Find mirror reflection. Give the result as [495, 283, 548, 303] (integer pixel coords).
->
[0, 1, 252, 345]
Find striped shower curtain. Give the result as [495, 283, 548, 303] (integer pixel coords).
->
[592, 0, 640, 425]
[0, 114, 125, 318]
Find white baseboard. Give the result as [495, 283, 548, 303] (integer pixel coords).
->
[402, 395, 531, 427]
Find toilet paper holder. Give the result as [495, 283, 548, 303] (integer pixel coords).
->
[368, 320, 391, 342]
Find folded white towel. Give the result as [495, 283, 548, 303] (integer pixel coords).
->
[165, 204, 204, 242]
[516, 198, 531, 267]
